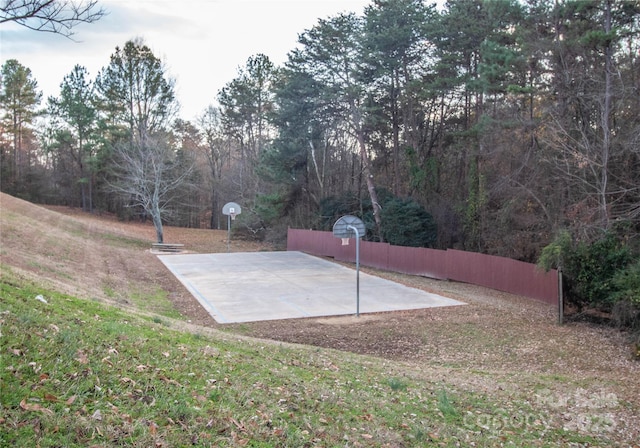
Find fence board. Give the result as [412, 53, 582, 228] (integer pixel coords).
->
[388, 245, 448, 279]
[361, 240, 389, 270]
[286, 228, 558, 305]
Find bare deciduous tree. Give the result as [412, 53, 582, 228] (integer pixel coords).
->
[197, 105, 230, 229]
[108, 134, 195, 243]
[1, 0, 105, 38]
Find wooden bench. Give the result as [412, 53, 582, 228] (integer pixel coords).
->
[151, 243, 185, 253]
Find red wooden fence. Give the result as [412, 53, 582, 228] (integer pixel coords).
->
[287, 228, 558, 306]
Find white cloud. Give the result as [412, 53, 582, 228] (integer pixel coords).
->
[1, 0, 370, 120]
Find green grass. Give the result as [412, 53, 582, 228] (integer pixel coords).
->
[0, 270, 624, 447]
[99, 233, 151, 249]
[129, 287, 183, 320]
[436, 388, 458, 420]
[387, 377, 408, 391]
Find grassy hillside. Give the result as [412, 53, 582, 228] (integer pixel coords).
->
[0, 272, 621, 447]
[1, 194, 638, 446]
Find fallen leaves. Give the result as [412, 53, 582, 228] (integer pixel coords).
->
[3, 202, 638, 448]
[230, 417, 246, 431]
[75, 349, 89, 365]
[158, 375, 182, 387]
[202, 345, 220, 357]
[120, 376, 137, 387]
[19, 399, 53, 415]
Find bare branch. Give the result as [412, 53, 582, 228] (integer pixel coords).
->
[106, 135, 196, 242]
[0, 0, 106, 39]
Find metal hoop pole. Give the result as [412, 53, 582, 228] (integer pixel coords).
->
[347, 225, 360, 317]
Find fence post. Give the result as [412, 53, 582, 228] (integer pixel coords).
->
[558, 267, 564, 325]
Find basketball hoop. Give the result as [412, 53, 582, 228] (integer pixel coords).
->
[332, 215, 366, 317]
[222, 202, 242, 253]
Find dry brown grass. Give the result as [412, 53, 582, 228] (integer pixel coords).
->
[2, 192, 639, 444]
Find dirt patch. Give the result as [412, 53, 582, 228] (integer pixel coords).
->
[314, 314, 384, 325]
[5, 199, 634, 369]
[2, 195, 639, 443]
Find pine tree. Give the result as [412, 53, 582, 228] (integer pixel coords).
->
[0, 59, 42, 194]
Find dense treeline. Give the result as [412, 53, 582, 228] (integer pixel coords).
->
[1, 1, 639, 322]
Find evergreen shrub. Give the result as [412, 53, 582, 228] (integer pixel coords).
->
[539, 230, 636, 314]
[380, 197, 437, 248]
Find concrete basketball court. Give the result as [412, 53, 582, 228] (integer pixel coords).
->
[158, 251, 465, 323]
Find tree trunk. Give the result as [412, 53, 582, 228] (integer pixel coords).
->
[355, 128, 383, 242]
[600, 0, 612, 230]
[152, 213, 164, 243]
[391, 73, 400, 195]
[348, 96, 383, 241]
[150, 200, 164, 243]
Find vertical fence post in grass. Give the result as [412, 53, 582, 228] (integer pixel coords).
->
[558, 267, 564, 325]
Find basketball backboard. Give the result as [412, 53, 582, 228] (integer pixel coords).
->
[332, 215, 366, 239]
[222, 202, 241, 219]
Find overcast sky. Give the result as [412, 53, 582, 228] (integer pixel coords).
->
[1, 0, 371, 121]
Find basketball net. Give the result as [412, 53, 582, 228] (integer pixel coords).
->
[230, 213, 236, 220]
[341, 237, 349, 246]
